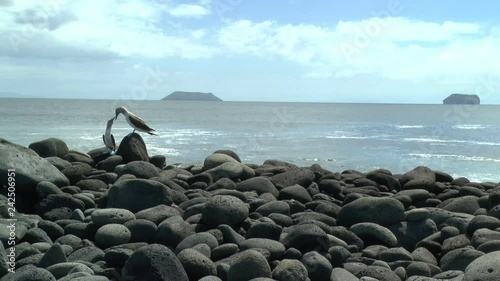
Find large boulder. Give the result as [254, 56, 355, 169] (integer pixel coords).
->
[116, 133, 149, 163]
[0, 139, 69, 191]
[28, 138, 69, 158]
[107, 179, 172, 213]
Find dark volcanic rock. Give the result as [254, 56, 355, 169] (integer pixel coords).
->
[278, 185, 312, 204]
[63, 150, 95, 165]
[107, 179, 172, 213]
[29, 138, 69, 158]
[116, 133, 150, 163]
[236, 177, 279, 197]
[337, 197, 405, 227]
[61, 163, 94, 185]
[0, 139, 69, 194]
[463, 251, 500, 281]
[35, 194, 86, 214]
[400, 166, 436, 191]
[118, 161, 160, 179]
[201, 195, 249, 228]
[270, 168, 315, 189]
[122, 244, 188, 281]
[281, 224, 329, 253]
[227, 250, 272, 281]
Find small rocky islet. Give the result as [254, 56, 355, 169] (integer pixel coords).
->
[1, 135, 500, 281]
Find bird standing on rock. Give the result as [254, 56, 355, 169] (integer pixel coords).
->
[102, 117, 116, 151]
[115, 106, 158, 135]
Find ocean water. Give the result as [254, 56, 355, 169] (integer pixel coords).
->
[1, 98, 499, 182]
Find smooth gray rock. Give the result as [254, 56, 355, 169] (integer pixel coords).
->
[135, 204, 182, 225]
[256, 201, 290, 217]
[178, 248, 217, 281]
[350, 223, 398, 247]
[240, 238, 286, 261]
[282, 224, 329, 253]
[272, 259, 308, 281]
[1, 264, 56, 281]
[155, 216, 195, 248]
[122, 244, 188, 281]
[175, 232, 219, 254]
[46, 262, 94, 279]
[201, 195, 249, 228]
[440, 248, 484, 272]
[330, 267, 359, 281]
[91, 208, 135, 226]
[107, 179, 172, 213]
[95, 224, 131, 248]
[337, 197, 405, 227]
[118, 161, 160, 179]
[227, 250, 272, 281]
[463, 250, 500, 281]
[300, 251, 333, 281]
[237, 177, 279, 198]
[124, 219, 157, 243]
[38, 243, 67, 268]
[0, 139, 69, 194]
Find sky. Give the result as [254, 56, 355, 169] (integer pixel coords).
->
[1, 0, 500, 103]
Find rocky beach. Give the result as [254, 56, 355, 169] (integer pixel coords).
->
[1, 134, 500, 281]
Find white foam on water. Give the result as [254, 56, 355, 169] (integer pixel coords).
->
[408, 153, 500, 163]
[403, 138, 500, 146]
[395, 125, 425, 129]
[453, 124, 486, 130]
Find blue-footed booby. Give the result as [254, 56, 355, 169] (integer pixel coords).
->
[103, 118, 116, 151]
[115, 106, 158, 135]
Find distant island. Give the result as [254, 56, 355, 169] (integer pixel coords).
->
[443, 94, 480, 105]
[162, 91, 223, 101]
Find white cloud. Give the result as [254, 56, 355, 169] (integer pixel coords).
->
[0, 0, 215, 60]
[216, 18, 500, 81]
[168, 3, 211, 18]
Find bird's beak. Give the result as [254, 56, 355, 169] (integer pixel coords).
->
[114, 113, 118, 121]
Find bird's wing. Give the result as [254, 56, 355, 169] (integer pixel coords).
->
[111, 134, 116, 149]
[128, 112, 155, 131]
